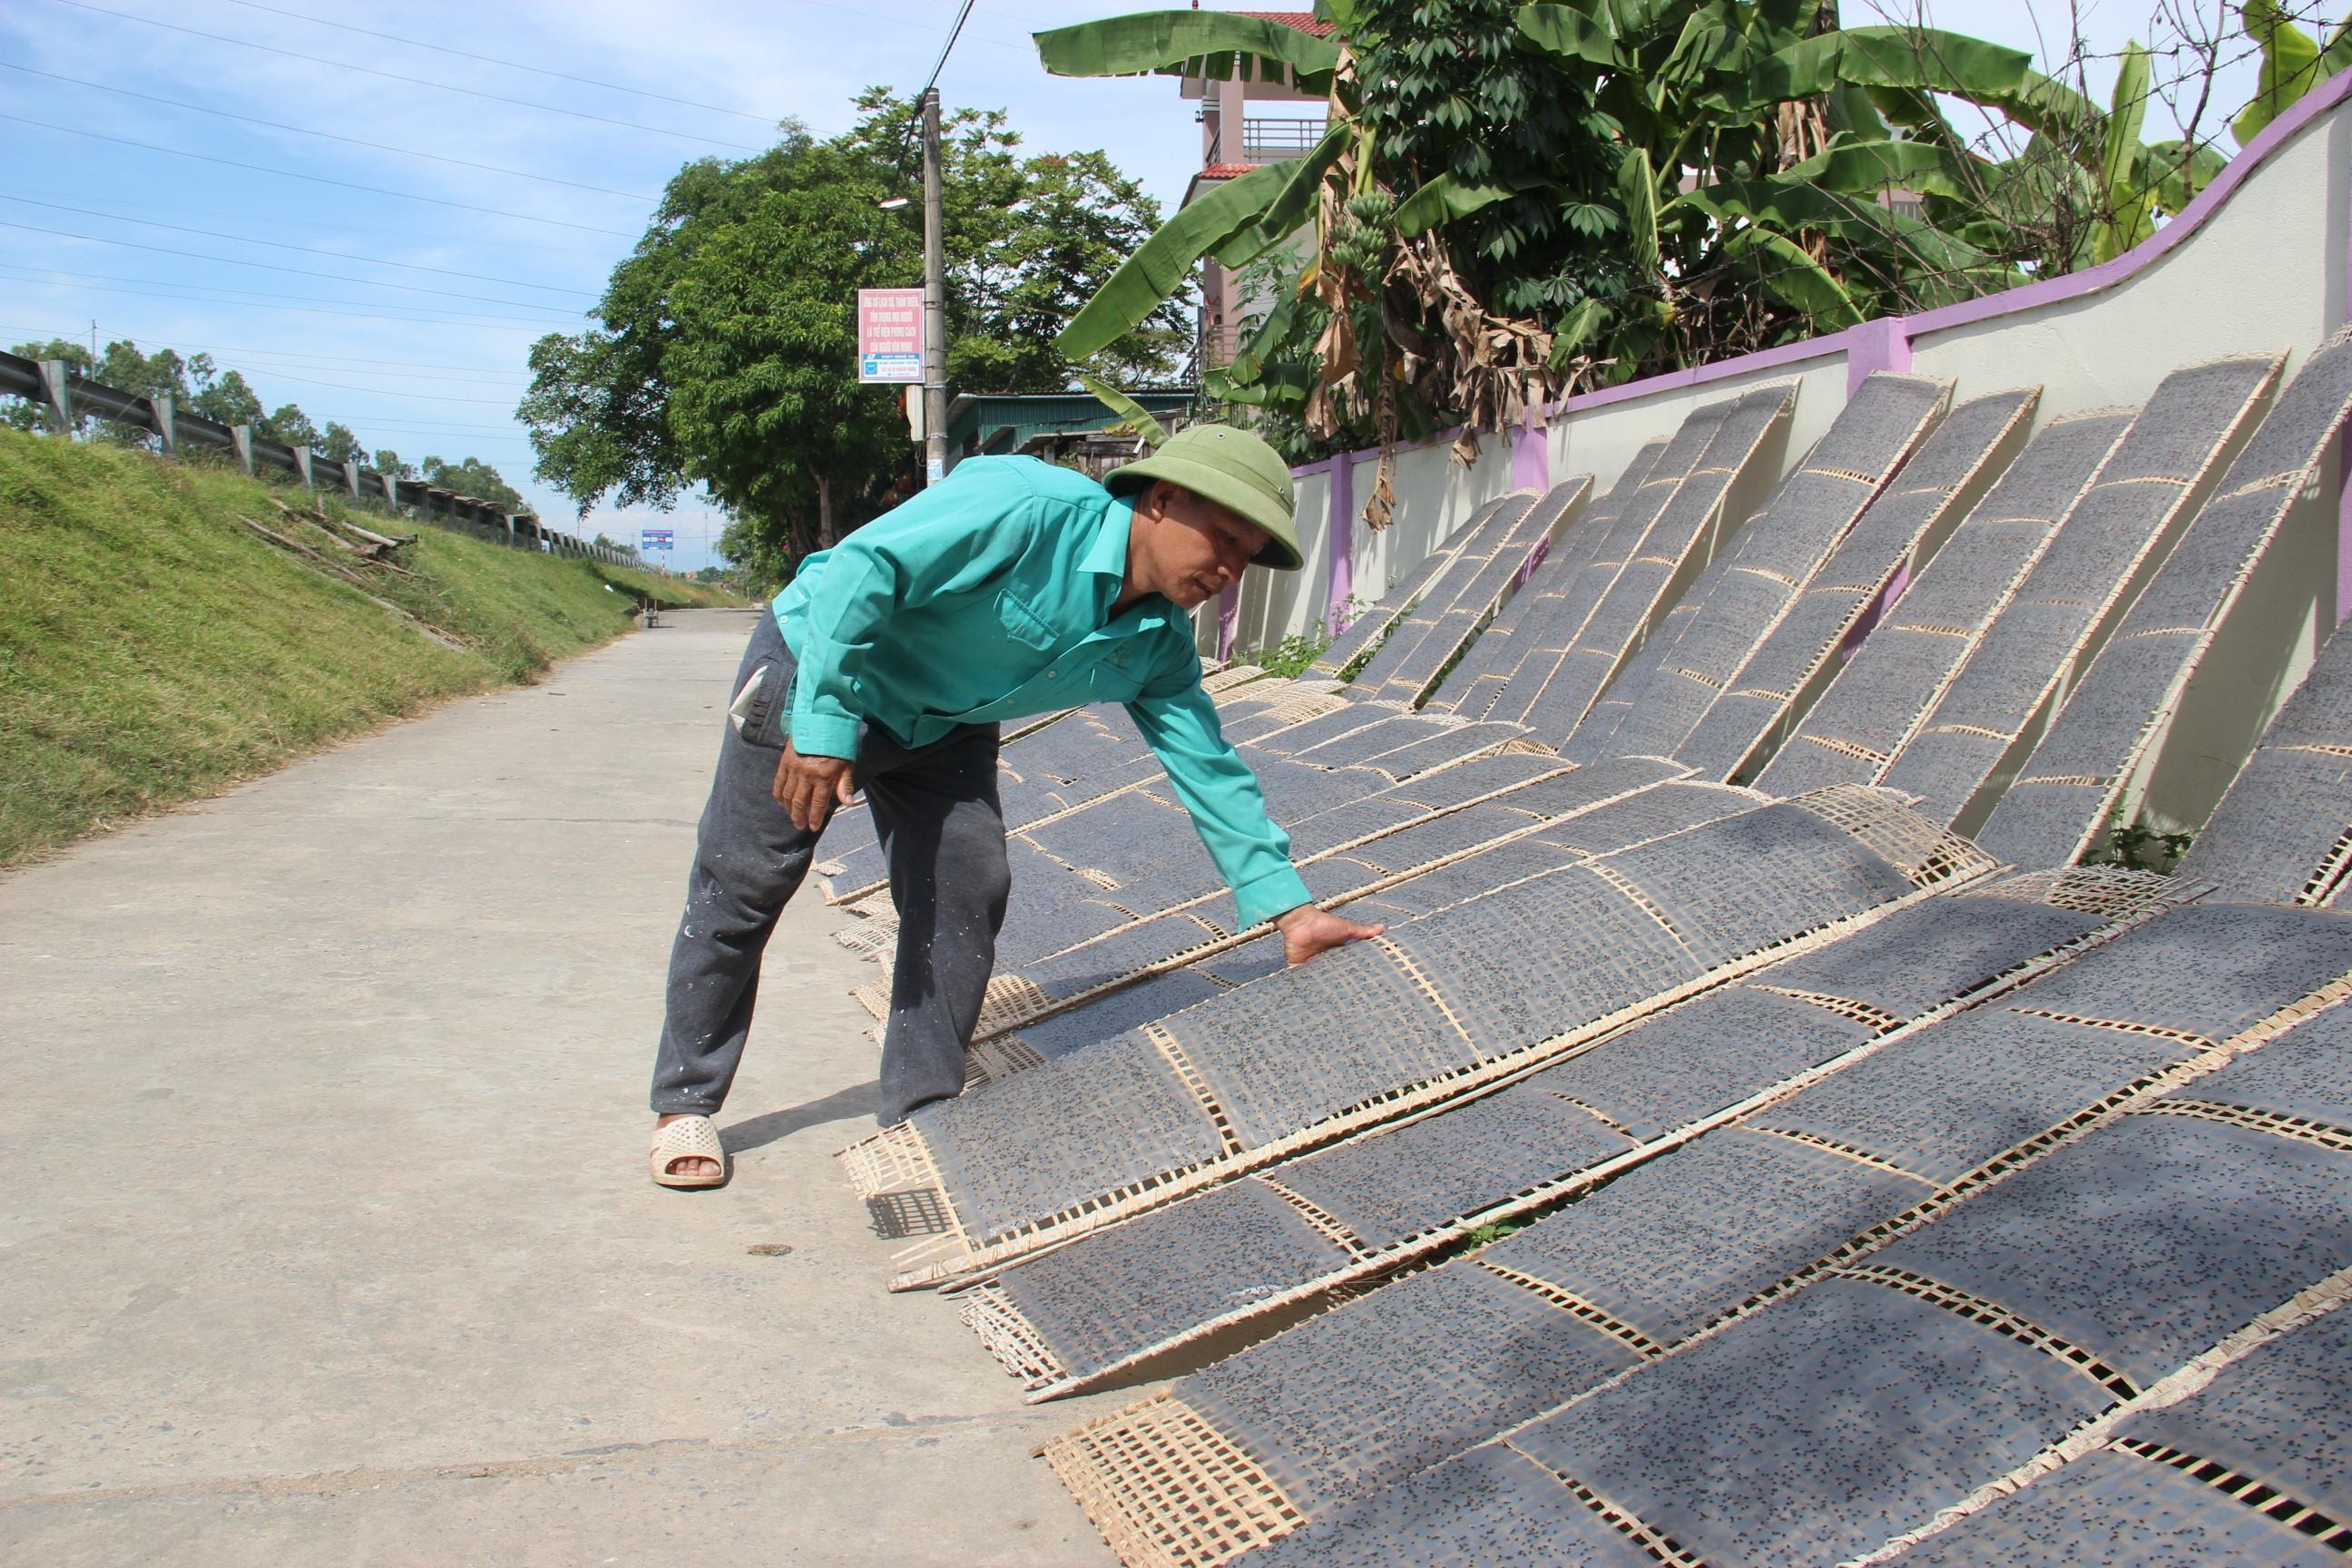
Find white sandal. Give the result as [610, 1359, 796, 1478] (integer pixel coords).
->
[650, 1115, 728, 1189]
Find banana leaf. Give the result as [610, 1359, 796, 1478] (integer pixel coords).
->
[1727, 227, 1866, 327]
[1210, 285, 1305, 393]
[1215, 122, 1353, 268]
[1514, 2, 1636, 68]
[1775, 136, 1980, 203]
[2092, 43, 2154, 262]
[2234, 0, 2328, 144]
[1205, 359, 1313, 408]
[1681, 180, 1992, 270]
[1548, 296, 1613, 364]
[2142, 138, 2230, 211]
[2328, 10, 2352, 75]
[1074, 372, 1170, 446]
[1034, 10, 1341, 93]
[1759, 26, 2097, 145]
[1393, 172, 1520, 236]
[1056, 158, 1306, 359]
[1620, 146, 1663, 282]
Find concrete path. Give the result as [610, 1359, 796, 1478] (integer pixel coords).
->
[0, 609, 1123, 1566]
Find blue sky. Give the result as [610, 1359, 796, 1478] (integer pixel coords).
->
[0, 1, 2291, 574]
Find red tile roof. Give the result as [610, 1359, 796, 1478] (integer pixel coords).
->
[1239, 10, 1337, 37]
[1198, 162, 1256, 181]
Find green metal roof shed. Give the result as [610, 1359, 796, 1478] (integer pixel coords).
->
[945, 390, 1197, 469]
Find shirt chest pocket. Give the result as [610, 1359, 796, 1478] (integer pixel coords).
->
[1086, 662, 1145, 703]
[995, 589, 1059, 653]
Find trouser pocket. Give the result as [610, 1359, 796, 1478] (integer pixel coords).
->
[729, 645, 798, 751]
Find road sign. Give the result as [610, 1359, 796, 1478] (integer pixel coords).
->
[857, 288, 924, 384]
[640, 529, 674, 551]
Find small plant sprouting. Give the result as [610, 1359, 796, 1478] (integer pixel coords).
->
[2101, 808, 2194, 873]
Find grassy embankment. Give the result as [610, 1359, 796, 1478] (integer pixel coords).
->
[0, 427, 747, 866]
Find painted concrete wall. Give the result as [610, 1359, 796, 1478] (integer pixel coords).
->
[1219, 74, 2352, 694]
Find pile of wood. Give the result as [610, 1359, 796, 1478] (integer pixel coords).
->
[240, 501, 466, 652]
[240, 499, 417, 588]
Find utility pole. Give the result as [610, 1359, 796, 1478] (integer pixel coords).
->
[920, 87, 948, 487]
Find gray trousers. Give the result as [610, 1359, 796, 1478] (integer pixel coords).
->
[650, 612, 1010, 1127]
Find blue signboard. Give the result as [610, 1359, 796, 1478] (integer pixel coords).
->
[860, 350, 922, 383]
[640, 529, 674, 551]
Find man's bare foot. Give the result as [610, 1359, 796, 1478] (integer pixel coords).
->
[653, 1112, 722, 1182]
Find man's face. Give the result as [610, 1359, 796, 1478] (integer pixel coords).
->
[1140, 482, 1269, 610]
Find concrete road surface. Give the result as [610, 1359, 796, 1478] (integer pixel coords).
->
[0, 608, 1123, 1566]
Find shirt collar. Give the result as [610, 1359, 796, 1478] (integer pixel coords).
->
[1081, 492, 1135, 587]
[1083, 493, 1172, 633]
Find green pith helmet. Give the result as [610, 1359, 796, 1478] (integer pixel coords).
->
[1104, 424, 1305, 571]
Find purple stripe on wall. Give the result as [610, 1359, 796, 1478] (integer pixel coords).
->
[1511, 413, 1550, 492]
[1328, 456, 1356, 636]
[1846, 317, 1913, 397]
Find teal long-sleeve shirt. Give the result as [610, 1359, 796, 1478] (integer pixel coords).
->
[772, 455, 1313, 929]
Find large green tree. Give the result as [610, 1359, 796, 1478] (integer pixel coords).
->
[519, 92, 1182, 583]
[420, 455, 527, 513]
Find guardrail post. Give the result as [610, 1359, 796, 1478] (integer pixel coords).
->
[149, 392, 176, 456]
[36, 359, 73, 435]
[230, 425, 255, 475]
[345, 461, 360, 500]
[380, 471, 399, 505]
[293, 445, 315, 488]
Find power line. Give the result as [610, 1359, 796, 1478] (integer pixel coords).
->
[0, 196, 593, 296]
[1, 220, 586, 314]
[37, 0, 769, 152]
[889, 0, 980, 170]
[917, 0, 981, 104]
[2, 63, 655, 202]
[206, 0, 788, 123]
[0, 265, 567, 330]
[290, 417, 534, 436]
[191, 367, 522, 404]
[0, 183, 597, 258]
[0, 115, 642, 238]
[0, 321, 531, 377]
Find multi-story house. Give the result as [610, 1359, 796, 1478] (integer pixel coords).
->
[1177, 10, 1334, 368]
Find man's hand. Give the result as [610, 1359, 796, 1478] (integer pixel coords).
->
[772, 743, 857, 832]
[1276, 904, 1385, 965]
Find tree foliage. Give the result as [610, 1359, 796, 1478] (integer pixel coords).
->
[518, 91, 1183, 582]
[420, 455, 527, 513]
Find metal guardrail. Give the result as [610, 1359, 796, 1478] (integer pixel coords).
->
[0, 348, 649, 569]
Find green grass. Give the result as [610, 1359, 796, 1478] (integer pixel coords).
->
[0, 429, 746, 866]
[1234, 626, 1333, 681]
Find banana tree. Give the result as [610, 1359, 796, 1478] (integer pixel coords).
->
[1034, 1, 2238, 494]
[2234, 1, 2352, 144]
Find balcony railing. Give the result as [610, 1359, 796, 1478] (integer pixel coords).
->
[1240, 119, 1327, 160]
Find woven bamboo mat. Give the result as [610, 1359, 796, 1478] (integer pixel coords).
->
[836, 787, 1993, 1290]
[1753, 407, 2133, 800]
[1684, 386, 2041, 783]
[1519, 384, 1798, 742]
[1043, 899, 2352, 1567]
[1567, 371, 1952, 767]
[1879, 353, 2283, 834]
[1982, 328, 2352, 866]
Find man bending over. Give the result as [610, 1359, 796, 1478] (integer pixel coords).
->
[648, 425, 1382, 1188]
